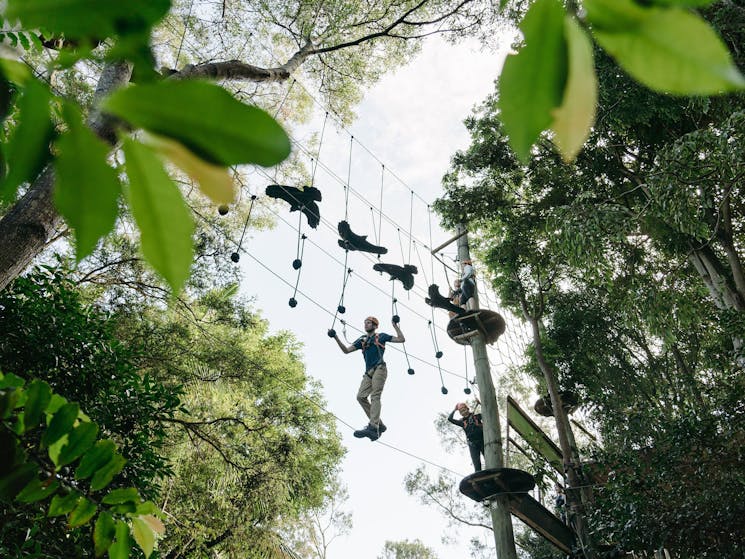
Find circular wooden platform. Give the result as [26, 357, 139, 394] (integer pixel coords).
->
[447, 310, 506, 345]
[459, 467, 535, 502]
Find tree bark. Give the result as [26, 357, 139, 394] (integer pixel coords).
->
[518, 288, 596, 559]
[0, 61, 133, 291]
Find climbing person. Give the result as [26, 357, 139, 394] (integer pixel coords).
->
[448, 279, 462, 319]
[459, 259, 476, 308]
[329, 316, 405, 441]
[447, 397, 485, 471]
[554, 484, 567, 523]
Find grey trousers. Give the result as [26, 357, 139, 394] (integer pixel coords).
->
[356, 362, 387, 427]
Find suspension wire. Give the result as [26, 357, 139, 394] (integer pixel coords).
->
[407, 190, 414, 265]
[390, 290, 415, 376]
[273, 78, 296, 120]
[311, 111, 328, 187]
[331, 265, 352, 329]
[397, 228, 406, 264]
[289, 206, 307, 307]
[370, 206, 379, 245]
[428, 317, 448, 394]
[344, 135, 353, 221]
[233, 195, 257, 259]
[427, 205, 436, 283]
[378, 165, 385, 248]
[463, 345, 473, 394]
[413, 241, 430, 287]
[442, 255, 452, 288]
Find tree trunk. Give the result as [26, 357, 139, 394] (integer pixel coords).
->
[521, 302, 596, 559]
[0, 61, 133, 291]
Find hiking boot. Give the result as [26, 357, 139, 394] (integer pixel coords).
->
[353, 424, 379, 441]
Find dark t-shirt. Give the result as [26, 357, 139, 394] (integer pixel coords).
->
[448, 411, 484, 443]
[354, 332, 393, 371]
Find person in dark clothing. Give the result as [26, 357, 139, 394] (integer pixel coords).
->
[330, 316, 405, 441]
[447, 398, 485, 471]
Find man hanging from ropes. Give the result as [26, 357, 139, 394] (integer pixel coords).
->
[329, 316, 405, 441]
[447, 398, 485, 471]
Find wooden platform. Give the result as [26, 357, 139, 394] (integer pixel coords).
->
[447, 310, 505, 345]
[458, 467, 535, 502]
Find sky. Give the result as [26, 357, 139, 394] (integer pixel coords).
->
[233, 35, 541, 558]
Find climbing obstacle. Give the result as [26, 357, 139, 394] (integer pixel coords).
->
[447, 310, 505, 345]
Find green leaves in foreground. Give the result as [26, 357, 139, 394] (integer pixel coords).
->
[0, 372, 164, 558]
[54, 104, 122, 262]
[498, 0, 744, 163]
[104, 81, 291, 167]
[124, 139, 195, 293]
[6, 0, 170, 41]
[586, 0, 745, 95]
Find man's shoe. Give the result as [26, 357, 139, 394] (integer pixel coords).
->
[353, 424, 379, 441]
[378, 423, 387, 434]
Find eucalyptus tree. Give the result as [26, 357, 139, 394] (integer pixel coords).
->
[0, 0, 493, 292]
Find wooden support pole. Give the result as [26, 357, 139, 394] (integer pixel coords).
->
[456, 224, 517, 559]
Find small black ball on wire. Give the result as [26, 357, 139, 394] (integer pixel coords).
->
[218, 204, 229, 216]
[407, 368, 415, 375]
[292, 259, 302, 270]
[327, 329, 336, 338]
[337, 305, 346, 314]
[435, 350, 443, 359]
[441, 386, 449, 395]
[230, 252, 240, 263]
[392, 315, 400, 324]
[464, 387, 472, 394]
[288, 297, 297, 308]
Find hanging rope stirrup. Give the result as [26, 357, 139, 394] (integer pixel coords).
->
[231, 195, 257, 263]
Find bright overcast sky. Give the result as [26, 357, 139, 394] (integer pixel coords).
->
[237, 34, 534, 559]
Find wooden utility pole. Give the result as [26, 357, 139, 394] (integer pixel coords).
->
[456, 224, 517, 559]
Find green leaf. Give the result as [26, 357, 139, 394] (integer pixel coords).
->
[75, 440, 116, 480]
[0, 58, 33, 86]
[131, 516, 155, 558]
[23, 380, 52, 431]
[109, 520, 131, 559]
[498, 0, 567, 162]
[48, 433, 68, 467]
[550, 17, 598, 163]
[0, 463, 36, 501]
[6, 0, 170, 40]
[104, 81, 291, 167]
[42, 402, 79, 448]
[46, 393, 68, 415]
[54, 103, 122, 261]
[134, 501, 159, 515]
[146, 134, 236, 205]
[16, 476, 60, 503]
[90, 454, 127, 491]
[94, 511, 116, 557]
[101, 487, 140, 505]
[49, 491, 83, 516]
[123, 139, 194, 293]
[0, 387, 22, 419]
[0, 79, 55, 202]
[68, 496, 97, 527]
[57, 421, 99, 467]
[587, 0, 745, 94]
[0, 372, 25, 389]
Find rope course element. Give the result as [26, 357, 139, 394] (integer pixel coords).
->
[428, 318, 448, 394]
[391, 294, 415, 376]
[229, 194, 257, 263]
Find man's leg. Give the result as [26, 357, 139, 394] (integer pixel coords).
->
[368, 364, 388, 429]
[356, 374, 372, 420]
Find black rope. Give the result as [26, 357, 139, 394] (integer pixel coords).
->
[428, 316, 447, 394]
[378, 164, 385, 249]
[230, 195, 257, 262]
[288, 206, 306, 307]
[311, 111, 328, 187]
[463, 345, 473, 395]
[407, 189, 414, 265]
[413, 241, 430, 287]
[331, 265, 352, 328]
[344, 135, 353, 221]
[391, 293, 415, 376]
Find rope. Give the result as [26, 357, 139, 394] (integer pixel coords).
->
[428, 318, 448, 394]
[378, 165, 385, 249]
[391, 294, 415, 376]
[344, 135, 353, 221]
[407, 190, 414, 265]
[311, 111, 328, 187]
